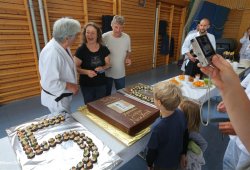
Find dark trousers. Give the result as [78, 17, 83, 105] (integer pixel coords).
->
[154, 167, 178, 170]
[184, 60, 203, 78]
[154, 167, 177, 170]
[80, 85, 106, 104]
[106, 77, 125, 96]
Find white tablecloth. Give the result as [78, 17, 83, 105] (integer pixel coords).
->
[161, 78, 219, 103]
[235, 59, 250, 77]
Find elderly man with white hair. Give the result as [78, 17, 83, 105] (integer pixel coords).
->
[39, 17, 81, 113]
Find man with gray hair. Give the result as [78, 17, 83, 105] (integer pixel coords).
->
[102, 15, 132, 95]
[39, 17, 81, 113]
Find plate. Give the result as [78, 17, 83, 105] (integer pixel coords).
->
[169, 78, 183, 87]
[177, 75, 195, 82]
[191, 80, 213, 89]
[177, 75, 185, 81]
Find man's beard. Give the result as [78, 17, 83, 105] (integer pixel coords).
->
[199, 30, 207, 35]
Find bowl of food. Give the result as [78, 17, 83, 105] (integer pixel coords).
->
[178, 75, 185, 81]
[192, 81, 205, 88]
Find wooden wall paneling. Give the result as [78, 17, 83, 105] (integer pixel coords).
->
[43, 0, 51, 39]
[24, 0, 40, 95]
[170, 6, 186, 62]
[87, 0, 114, 28]
[237, 10, 250, 52]
[156, 3, 172, 66]
[223, 9, 243, 39]
[207, 0, 247, 9]
[238, 10, 250, 39]
[245, 0, 250, 8]
[0, 0, 40, 104]
[153, 2, 161, 68]
[43, 0, 87, 54]
[222, 9, 245, 53]
[117, 0, 121, 14]
[208, 0, 250, 54]
[83, 0, 88, 22]
[167, 5, 174, 63]
[160, 0, 189, 7]
[120, 0, 156, 75]
[113, 0, 117, 15]
[156, 2, 188, 66]
[176, 7, 186, 61]
[168, 5, 174, 40]
[33, 0, 45, 49]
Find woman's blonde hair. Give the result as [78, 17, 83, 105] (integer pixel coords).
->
[153, 81, 183, 111]
[179, 100, 201, 132]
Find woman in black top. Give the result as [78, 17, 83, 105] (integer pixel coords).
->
[74, 22, 110, 104]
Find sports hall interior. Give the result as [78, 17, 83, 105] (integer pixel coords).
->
[1, 0, 250, 169]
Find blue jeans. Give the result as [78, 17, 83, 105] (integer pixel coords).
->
[106, 77, 125, 96]
[80, 85, 106, 104]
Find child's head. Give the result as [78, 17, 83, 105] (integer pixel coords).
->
[153, 81, 182, 111]
[179, 99, 201, 132]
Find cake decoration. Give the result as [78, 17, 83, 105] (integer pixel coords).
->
[16, 114, 99, 169]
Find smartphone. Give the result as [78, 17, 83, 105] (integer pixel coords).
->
[191, 34, 216, 67]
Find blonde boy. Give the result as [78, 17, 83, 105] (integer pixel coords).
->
[146, 81, 187, 170]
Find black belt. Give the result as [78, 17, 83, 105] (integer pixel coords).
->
[42, 88, 73, 102]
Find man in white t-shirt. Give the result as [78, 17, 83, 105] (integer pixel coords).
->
[102, 15, 132, 96]
[217, 73, 250, 170]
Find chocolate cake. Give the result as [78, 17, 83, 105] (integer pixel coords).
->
[87, 93, 159, 136]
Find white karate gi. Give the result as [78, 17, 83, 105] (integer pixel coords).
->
[39, 38, 77, 113]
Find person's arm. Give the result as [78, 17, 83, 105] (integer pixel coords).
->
[104, 56, 111, 69]
[125, 52, 131, 66]
[125, 35, 132, 66]
[186, 52, 196, 62]
[94, 55, 111, 72]
[217, 101, 237, 136]
[180, 129, 189, 169]
[217, 101, 227, 113]
[146, 148, 157, 169]
[146, 130, 159, 169]
[240, 32, 248, 44]
[200, 54, 250, 152]
[189, 132, 208, 153]
[182, 129, 189, 155]
[65, 82, 79, 95]
[73, 56, 97, 78]
[219, 122, 236, 135]
[182, 34, 196, 62]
